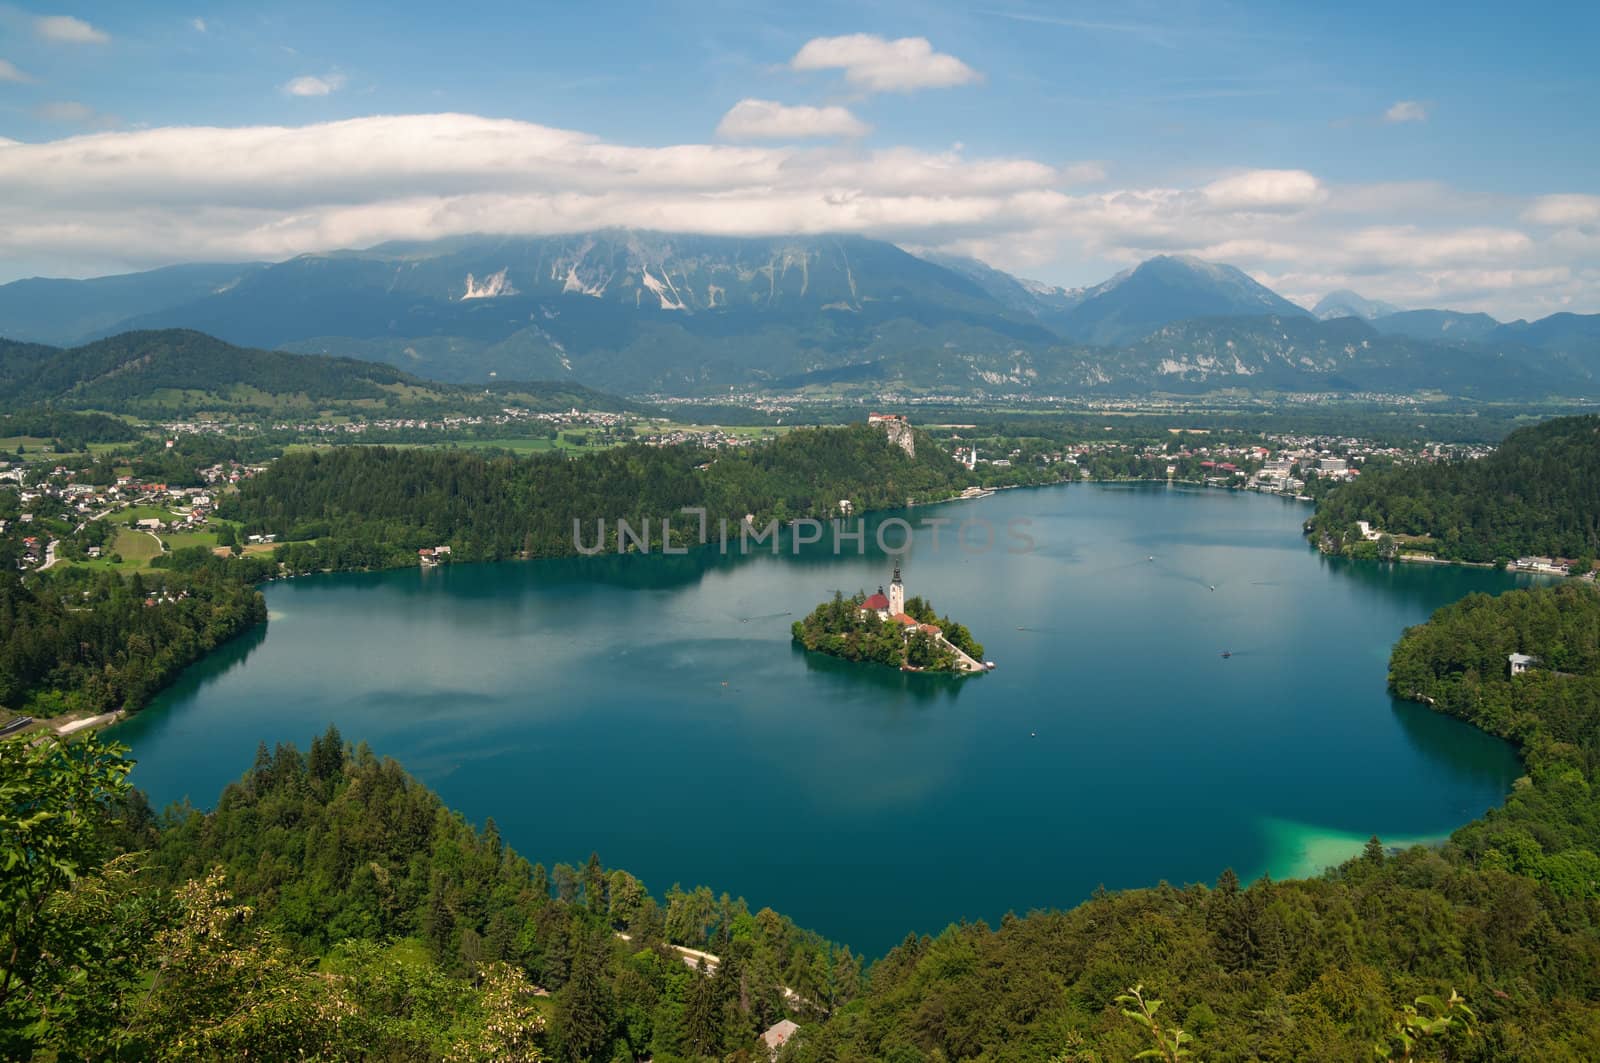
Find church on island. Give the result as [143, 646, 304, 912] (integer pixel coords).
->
[859, 564, 990, 673]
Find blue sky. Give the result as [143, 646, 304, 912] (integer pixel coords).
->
[1, 1, 1597, 317]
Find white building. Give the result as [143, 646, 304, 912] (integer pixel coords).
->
[762, 1019, 799, 1058]
[1509, 653, 1535, 676]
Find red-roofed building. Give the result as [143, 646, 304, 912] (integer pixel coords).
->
[891, 612, 919, 627]
[861, 592, 890, 611]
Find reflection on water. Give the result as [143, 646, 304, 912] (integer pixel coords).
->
[794, 642, 970, 705]
[125, 622, 268, 720]
[116, 483, 1524, 956]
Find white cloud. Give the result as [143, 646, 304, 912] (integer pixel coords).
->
[34, 15, 110, 44]
[1201, 169, 1325, 211]
[1060, 161, 1108, 185]
[34, 101, 97, 124]
[1523, 193, 1600, 227]
[1340, 225, 1532, 269]
[0, 113, 1592, 318]
[192, 17, 207, 33]
[1384, 100, 1428, 123]
[283, 73, 346, 97]
[0, 58, 31, 83]
[716, 99, 869, 140]
[791, 34, 980, 93]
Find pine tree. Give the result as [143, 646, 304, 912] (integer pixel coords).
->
[555, 925, 615, 1062]
[531, 862, 549, 901]
[307, 723, 344, 782]
[1364, 835, 1386, 864]
[684, 957, 721, 1057]
[583, 851, 606, 915]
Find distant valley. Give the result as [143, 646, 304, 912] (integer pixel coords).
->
[2, 230, 1598, 399]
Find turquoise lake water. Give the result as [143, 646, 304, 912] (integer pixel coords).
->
[114, 483, 1533, 956]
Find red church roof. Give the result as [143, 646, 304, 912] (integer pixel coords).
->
[861, 593, 890, 610]
[891, 612, 919, 627]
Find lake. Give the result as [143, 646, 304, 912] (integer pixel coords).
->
[114, 483, 1531, 956]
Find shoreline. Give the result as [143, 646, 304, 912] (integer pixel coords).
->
[70, 481, 1543, 965]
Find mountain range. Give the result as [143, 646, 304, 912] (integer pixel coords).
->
[2, 231, 1596, 399]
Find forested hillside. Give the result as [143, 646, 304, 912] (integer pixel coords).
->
[2, 730, 860, 1061]
[1388, 582, 1600, 889]
[0, 561, 266, 720]
[0, 329, 637, 418]
[221, 424, 976, 571]
[1309, 415, 1600, 562]
[0, 407, 140, 445]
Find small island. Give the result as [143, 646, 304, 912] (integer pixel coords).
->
[792, 563, 990, 674]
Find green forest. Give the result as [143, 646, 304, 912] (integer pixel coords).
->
[2, 729, 861, 1062]
[222, 424, 977, 572]
[0, 561, 267, 720]
[0, 330, 638, 419]
[8, 583, 1600, 1060]
[1309, 415, 1600, 563]
[792, 592, 985, 672]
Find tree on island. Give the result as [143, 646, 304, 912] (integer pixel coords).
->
[792, 591, 985, 673]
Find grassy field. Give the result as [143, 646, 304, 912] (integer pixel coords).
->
[117, 504, 184, 525]
[0, 435, 57, 450]
[77, 525, 165, 571]
[161, 529, 220, 552]
[1, 438, 131, 464]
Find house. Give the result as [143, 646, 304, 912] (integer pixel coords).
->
[1509, 653, 1535, 676]
[762, 1019, 799, 1058]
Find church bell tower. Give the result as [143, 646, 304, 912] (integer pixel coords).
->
[889, 561, 905, 615]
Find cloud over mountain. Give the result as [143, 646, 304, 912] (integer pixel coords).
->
[0, 112, 1592, 319]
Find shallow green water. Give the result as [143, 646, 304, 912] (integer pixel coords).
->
[116, 484, 1532, 955]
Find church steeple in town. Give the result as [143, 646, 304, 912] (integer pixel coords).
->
[889, 561, 905, 616]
